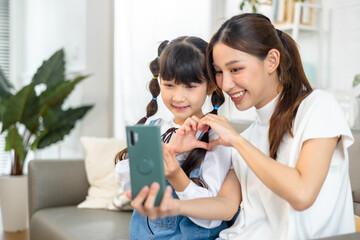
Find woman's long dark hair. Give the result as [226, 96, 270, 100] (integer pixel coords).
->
[115, 36, 225, 188]
[206, 13, 312, 159]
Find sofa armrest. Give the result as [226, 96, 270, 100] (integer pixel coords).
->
[28, 160, 90, 219]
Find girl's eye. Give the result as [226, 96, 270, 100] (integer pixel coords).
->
[187, 85, 197, 89]
[164, 83, 174, 87]
[214, 70, 223, 75]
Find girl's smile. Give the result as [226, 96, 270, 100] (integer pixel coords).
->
[171, 105, 190, 111]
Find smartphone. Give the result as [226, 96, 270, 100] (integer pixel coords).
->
[126, 125, 166, 206]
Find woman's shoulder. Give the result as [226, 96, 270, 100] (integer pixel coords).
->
[302, 89, 337, 105]
[293, 89, 352, 140]
[297, 89, 341, 117]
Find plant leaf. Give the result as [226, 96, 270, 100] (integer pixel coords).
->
[1, 83, 39, 132]
[252, 5, 257, 13]
[31, 49, 65, 87]
[353, 74, 360, 87]
[240, 2, 245, 10]
[35, 105, 93, 149]
[0, 66, 14, 99]
[5, 126, 26, 165]
[38, 75, 89, 112]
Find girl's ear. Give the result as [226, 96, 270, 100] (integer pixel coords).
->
[266, 49, 280, 74]
[207, 81, 217, 95]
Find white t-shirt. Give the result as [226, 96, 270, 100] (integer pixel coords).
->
[116, 118, 232, 229]
[219, 90, 355, 240]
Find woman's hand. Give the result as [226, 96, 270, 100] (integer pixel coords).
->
[130, 182, 181, 220]
[198, 114, 240, 148]
[168, 116, 209, 154]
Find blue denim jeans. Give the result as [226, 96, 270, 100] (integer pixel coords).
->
[129, 166, 228, 240]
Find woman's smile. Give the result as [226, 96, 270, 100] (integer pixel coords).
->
[229, 90, 246, 103]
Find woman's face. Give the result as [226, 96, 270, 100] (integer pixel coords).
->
[212, 43, 280, 110]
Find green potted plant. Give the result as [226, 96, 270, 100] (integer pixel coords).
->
[0, 48, 93, 175]
[353, 74, 360, 88]
[239, 0, 260, 13]
[0, 49, 93, 231]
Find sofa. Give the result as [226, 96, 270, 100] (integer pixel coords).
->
[28, 122, 360, 240]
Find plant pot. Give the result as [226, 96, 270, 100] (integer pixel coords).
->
[0, 175, 29, 232]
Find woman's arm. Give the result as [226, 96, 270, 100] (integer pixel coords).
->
[198, 114, 338, 211]
[131, 169, 242, 221]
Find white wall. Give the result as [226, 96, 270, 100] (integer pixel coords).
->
[113, 0, 213, 139]
[8, 0, 360, 163]
[325, 0, 360, 90]
[12, 0, 114, 161]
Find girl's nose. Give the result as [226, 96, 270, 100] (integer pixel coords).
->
[173, 87, 186, 102]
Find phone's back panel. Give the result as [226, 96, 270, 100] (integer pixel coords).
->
[126, 125, 166, 206]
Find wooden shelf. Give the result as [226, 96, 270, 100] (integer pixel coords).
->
[274, 23, 319, 32]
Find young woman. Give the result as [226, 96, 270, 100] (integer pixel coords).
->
[130, 14, 356, 240]
[115, 36, 234, 239]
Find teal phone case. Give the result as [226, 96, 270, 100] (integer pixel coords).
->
[126, 125, 166, 206]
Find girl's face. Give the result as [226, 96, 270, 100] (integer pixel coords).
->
[160, 79, 208, 125]
[212, 43, 281, 110]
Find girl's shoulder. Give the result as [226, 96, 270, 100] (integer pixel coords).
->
[148, 118, 163, 126]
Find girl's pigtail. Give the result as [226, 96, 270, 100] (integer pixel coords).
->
[209, 87, 225, 114]
[181, 88, 225, 188]
[115, 41, 169, 164]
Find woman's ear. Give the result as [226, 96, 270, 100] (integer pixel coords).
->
[266, 49, 280, 74]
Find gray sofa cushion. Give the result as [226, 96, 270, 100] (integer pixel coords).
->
[349, 129, 360, 216]
[30, 206, 132, 240]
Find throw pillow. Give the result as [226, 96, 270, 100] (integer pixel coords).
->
[78, 136, 126, 210]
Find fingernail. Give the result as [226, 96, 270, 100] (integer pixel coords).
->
[151, 182, 160, 190]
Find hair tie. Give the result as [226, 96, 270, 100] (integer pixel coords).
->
[213, 106, 219, 110]
[276, 29, 282, 38]
[145, 115, 149, 119]
[156, 56, 160, 59]
[153, 76, 157, 79]
[152, 97, 157, 101]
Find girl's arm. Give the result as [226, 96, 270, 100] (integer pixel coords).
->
[198, 114, 338, 211]
[163, 116, 210, 192]
[131, 169, 242, 221]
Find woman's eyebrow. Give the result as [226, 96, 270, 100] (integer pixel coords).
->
[212, 60, 243, 67]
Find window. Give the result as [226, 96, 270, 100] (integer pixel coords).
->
[0, 0, 11, 175]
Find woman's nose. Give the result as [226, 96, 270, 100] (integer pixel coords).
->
[220, 73, 235, 92]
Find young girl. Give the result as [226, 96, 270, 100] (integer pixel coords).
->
[115, 36, 233, 239]
[130, 14, 356, 240]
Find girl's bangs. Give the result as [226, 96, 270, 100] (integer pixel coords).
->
[160, 45, 206, 85]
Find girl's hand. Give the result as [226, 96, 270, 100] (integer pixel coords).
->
[162, 143, 191, 191]
[168, 116, 209, 154]
[198, 114, 239, 148]
[130, 182, 181, 220]
[162, 143, 182, 179]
